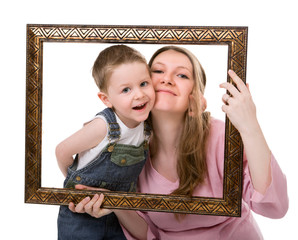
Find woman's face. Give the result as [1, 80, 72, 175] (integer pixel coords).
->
[150, 50, 194, 115]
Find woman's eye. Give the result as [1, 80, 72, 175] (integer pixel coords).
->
[178, 74, 189, 79]
[151, 69, 163, 74]
[122, 87, 130, 93]
[140, 81, 148, 87]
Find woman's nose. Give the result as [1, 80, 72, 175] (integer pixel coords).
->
[161, 73, 174, 85]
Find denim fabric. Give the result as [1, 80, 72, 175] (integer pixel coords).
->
[57, 108, 150, 239]
[58, 206, 126, 240]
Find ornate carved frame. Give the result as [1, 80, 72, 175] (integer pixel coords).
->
[25, 24, 247, 216]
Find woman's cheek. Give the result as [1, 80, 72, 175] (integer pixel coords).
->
[151, 76, 159, 88]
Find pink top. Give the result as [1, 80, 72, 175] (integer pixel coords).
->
[123, 119, 288, 240]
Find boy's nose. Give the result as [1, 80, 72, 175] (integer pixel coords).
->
[134, 88, 145, 99]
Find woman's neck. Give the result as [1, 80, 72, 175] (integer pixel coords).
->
[152, 112, 184, 151]
[149, 111, 185, 182]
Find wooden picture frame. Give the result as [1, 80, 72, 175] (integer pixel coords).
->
[25, 24, 247, 216]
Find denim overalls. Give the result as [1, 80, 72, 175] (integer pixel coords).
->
[58, 108, 150, 240]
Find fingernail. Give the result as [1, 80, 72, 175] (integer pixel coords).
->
[85, 196, 91, 201]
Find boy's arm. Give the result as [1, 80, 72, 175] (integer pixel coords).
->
[56, 118, 107, 177]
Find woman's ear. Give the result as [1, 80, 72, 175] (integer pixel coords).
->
[97, 92, 113, 108]
[200, 95, 207, 112]
[188, 95, 195, 117]
[188, 94, 207, 117]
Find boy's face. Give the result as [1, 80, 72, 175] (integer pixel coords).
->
[99, 62, 155, 128]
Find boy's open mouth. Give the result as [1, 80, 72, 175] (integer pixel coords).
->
[132, 103, 147, 110]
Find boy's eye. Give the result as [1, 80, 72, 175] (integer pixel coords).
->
[140, 81, 148, 87]
[122, 87, 131, 93]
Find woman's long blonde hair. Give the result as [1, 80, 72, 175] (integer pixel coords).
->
[148, 46, 211, 197]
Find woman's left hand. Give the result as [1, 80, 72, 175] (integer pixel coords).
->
[220, 70, 258, 135]
[220, 70, 272, 194]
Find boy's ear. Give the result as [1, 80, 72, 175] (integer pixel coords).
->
[97, 92, 113, 108]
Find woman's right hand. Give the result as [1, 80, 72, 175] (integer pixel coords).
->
[68, 184, 112, 218]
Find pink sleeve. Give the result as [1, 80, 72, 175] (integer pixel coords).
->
[242, 153, 289, 219]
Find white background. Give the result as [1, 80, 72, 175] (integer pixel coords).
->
[41, 42, 228, 188]
[1, 0, 297, 239]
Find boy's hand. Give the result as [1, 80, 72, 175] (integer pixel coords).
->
[68, 184, 112, 218]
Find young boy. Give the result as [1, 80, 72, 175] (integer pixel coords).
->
[57, 45, 155, 239]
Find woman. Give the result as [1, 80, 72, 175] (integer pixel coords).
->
[69, 46, 288, 239]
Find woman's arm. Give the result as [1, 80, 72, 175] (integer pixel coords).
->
[114, 209, 148, 240]
[220, 70, 271, 194]
[56, 118, 107, 177]
[69, 185, 148, 240]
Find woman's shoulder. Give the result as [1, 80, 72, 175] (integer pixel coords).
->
[205, 118, 226, 175]
[207, 117, 226, 153]
[209, 117, 225, 135]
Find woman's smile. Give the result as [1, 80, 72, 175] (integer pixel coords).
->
[155, 89, 177, 96]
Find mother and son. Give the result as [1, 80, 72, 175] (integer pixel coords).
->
[56, 44, 288, 239]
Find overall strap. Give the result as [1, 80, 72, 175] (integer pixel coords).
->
[96, 108, 120, 142]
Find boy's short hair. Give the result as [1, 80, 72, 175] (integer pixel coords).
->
[92, 45, 149, 92]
